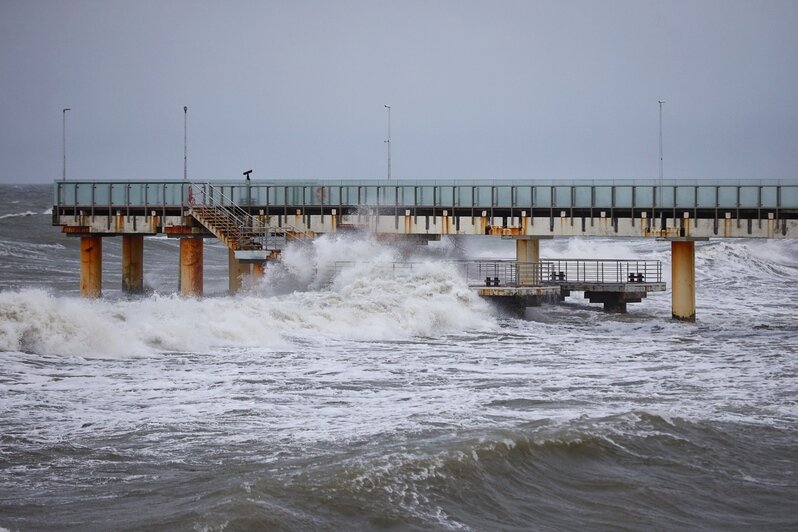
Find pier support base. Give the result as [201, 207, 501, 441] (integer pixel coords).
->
[179, 237, 204, 297]
[515, 238, 540, 286]
[122, 235, 144, 294]
[228, 250, 250, 294]
[80, 236, 102, 298]
[584, 291, 644, 313]
[251, 262, 266, 282]
[671, 240, 696, 321]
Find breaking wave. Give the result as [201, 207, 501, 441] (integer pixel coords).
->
[0, 235, 496, 357]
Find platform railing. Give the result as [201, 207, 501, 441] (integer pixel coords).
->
[331, 259, 661, 287]
[53, 179, 798, 213]
[541, 259, 662, 284]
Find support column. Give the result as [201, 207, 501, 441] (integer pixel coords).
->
[671, 240, 696, 321]
[80, 236, 102, 298]
[122, 235, 144, 294]
[516, 238, 540, 286]
[251, 261, 266, 282]
[228, 249, 250, 294]
[179, 237, 204, 297]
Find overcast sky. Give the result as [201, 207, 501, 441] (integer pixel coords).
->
[1, 0, 796, 184]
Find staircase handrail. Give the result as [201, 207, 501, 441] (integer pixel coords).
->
[185, 182, 314, 248]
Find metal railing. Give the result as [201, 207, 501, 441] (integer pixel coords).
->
[541, 259, 662, 284]
[54, 179, 798, 213]
[187, 183, 264, 250]
[186, 183, 313, 250]
[332, 259, 662, 287]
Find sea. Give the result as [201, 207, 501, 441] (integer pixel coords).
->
[0, 183, 796, 531]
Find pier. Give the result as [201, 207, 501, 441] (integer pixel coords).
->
[52, 179, 798, 321]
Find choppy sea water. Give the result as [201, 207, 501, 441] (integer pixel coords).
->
[1, 184, 796, 531]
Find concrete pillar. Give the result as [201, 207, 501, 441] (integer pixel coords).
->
[80, 236, 102, 298]
[251, 261, 266, 282]
[179, 237, 204, 297]
[228, 249, 250, 294]
[671, 240, 696, 321]
[122, 235, 144, 294]
[516, 238, 540, 286]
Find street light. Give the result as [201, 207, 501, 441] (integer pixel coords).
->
[658, 100, 665, 179]
[658, 100, 665, 204]
[384, 105, 391, 180]
[183, 106, 188, 180]
[62, 108, 71, 181]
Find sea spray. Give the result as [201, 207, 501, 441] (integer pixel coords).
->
[0, 235, 497, 357]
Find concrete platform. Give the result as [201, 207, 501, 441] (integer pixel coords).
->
[472, 285, 562, 315]
[473, 285, 562, 298]
[559, 282, 666, 293]
[473, 282, 667, 316]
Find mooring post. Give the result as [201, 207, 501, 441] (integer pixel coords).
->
[80, 236, 102, 298]
[671, 240, 696, 321]
[179, 237, 204, 297]
[122, 234, 144, 294]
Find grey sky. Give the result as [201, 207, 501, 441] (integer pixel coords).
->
[1, 0, 796, 184]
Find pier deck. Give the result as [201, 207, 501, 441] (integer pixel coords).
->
[51, 178, 798, 320]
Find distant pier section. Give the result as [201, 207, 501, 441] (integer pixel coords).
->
[52, 179, 798, 320]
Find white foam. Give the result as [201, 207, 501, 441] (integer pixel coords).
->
[0, 235, 497, 357]
[0, 210, 38, 220]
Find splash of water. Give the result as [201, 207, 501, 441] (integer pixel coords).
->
[0, 235, 496, 357]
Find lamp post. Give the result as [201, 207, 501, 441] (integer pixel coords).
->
[384, 105, 391, 180]
[658, 100, 665, 208]
[183, 106, 188, 180]
[62, 108, 71, 181]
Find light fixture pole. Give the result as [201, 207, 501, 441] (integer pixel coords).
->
[62, 108, 71, 181]
[384, 104, 391, 180]
[658, 100, 665, 207]
[183, 106, 188, 180]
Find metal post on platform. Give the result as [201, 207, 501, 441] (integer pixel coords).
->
[183, 106, 188, 180]
[384, 104, 391, 180]
[658, 100, 666, 229]
[62, 108, 71, 181]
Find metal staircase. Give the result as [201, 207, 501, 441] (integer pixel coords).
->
[185, 183, 314, 256]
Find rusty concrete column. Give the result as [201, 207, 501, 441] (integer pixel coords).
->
[80, 236, 102, 298]
[671, 240, 696, 321]
[122, 234, 144, 294]
[251, 261, 266, 282]
[516, 238, 540, 286]
[228, 249, 249, 294]
[179, 237, 204, 297]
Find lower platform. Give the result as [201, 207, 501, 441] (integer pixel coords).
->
[474, 282, 666, 316]
[473, 285, 562, 315]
